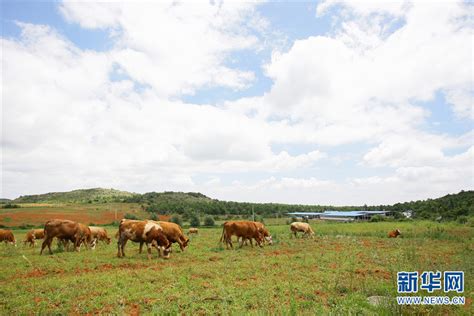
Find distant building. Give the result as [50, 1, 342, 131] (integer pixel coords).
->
[287, 210, 390, 222]
[402, 210, 413, 218]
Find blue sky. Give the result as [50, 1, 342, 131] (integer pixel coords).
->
[1, 1, 472, 205]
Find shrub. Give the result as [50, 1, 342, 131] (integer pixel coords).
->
[2, 203, 19, 209]
[124, 213, 138, 220]
[457, 216, 468, 224]
[190, 214, 200, 227]
[150, 213, 158, 221]
[171, 215, 183, 227]
[255, 215, 265, 224]
[18, 224, 34, 230]
[204, 216, 215, 227]
[370, 215, 385, 222]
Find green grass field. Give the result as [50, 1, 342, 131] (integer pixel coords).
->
[0, 221, 472, 315]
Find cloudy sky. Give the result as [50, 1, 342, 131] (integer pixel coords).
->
[1, 0, 472, 205]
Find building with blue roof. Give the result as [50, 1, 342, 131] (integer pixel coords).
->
[287, 210, 389, 222]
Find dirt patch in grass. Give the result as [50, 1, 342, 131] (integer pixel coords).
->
[355, 268, 392, 280]
[16, 262, 151, 280]
[267, 249, 296, 256]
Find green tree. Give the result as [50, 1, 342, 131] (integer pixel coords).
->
[190, 214, 200, 227]
[171, 215, 183, 227]
[204, 216, 215, 227]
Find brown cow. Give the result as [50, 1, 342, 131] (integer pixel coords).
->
[0, 229, 16, 246]
[117, 219, 171, 259]
[139, 221, 190, 254]
[188, 227, 198, 235]
[388, 229, 401, 238]
[24, 229, 45, 247]
[290, 222, 315, 238]
[40, 219, 92, 255]
[220, 221, 264, 249]
[240, 222, 273, 246]
[89, 226, 111, 246]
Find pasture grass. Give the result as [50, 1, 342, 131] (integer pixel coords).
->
[0, 221, 472, 315]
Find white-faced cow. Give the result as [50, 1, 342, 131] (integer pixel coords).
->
[290, 222, 315, 238]
[117, 219, 171, 259]
[388, 229, 401, 238]
[138, 221, 189, 254]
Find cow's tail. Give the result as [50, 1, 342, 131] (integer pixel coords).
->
[219, 222, 227, 243]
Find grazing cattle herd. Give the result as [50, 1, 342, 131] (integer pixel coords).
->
[0, 220, 402, 258]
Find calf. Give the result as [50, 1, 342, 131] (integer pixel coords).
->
[220, 221, 264, 249]
[388, 229, 401, 238]
[40, 219, 92, 255]
[0, 229, 16, 246]
[188, 227, 198, 235]
[117, 219, 171, 259]
[89, 226, 111, 247]
[24, 229, 45, 247]
[290, 222, 315, 238]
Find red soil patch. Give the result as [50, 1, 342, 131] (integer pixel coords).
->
[314, 290, 329, 306]
[127, 303, 140, 316]
[267, 249, 295, 256]
[208, 256, 221, 262]
[0, 209, 169, 227]
[24, 268, 47, 278]
[355, 268, 392, 280]
[17, 262, 150, 280]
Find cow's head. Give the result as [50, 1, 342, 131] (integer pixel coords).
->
[106, 237, 112, 245]
[265, 235, 273, 245]
[152, 229, 171, 259]
[183, 237, 190, 249]
[396, 229, 401, 235]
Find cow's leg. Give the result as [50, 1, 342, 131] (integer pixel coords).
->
[74, 238, 81, 252]
[178, 240, 185, 252]
[146, 242, 153, 260]
[118, 236, 127, 257]
[47, 238, 53, 254]
[151, 240, 161, 257]
[139, 241, 144, 254]
[40, 238, 50, 255]
[117, 238, 122, 257]
[225, 234, 233, 249]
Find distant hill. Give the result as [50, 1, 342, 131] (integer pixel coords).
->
[14, 188, 135, 204]
[384, 190, 474, 220]
[11, 188, 473, 220]
[0, 199, 12, 203]
[126, 190, 473, 221]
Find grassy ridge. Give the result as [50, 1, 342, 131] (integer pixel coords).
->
[0, 203, 146, 227]
[13, 188, 135, 204]
[0, 221, 472, 314]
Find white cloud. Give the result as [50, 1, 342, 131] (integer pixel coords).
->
[59, 0, 264, 97]
[1, 1, 472, 205]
